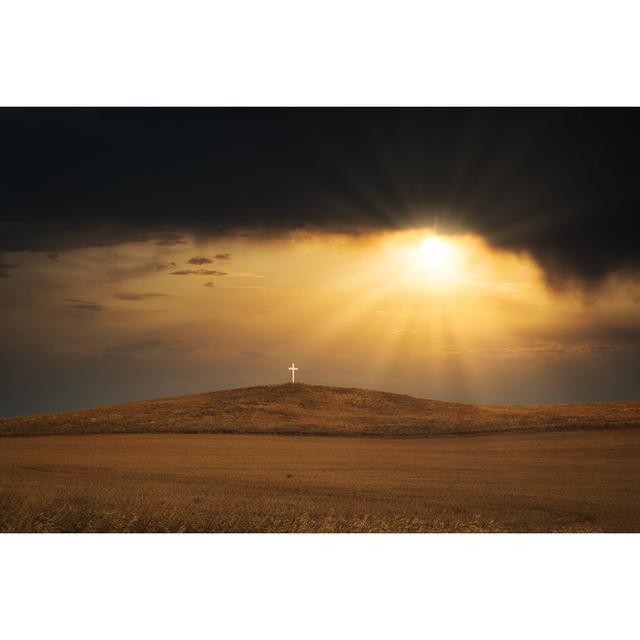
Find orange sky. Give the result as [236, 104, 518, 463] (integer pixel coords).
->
[1, 229, 640, 415]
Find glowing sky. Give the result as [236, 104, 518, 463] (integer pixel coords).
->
[2, 229, 639, 415]
[3, 109, 640, 415]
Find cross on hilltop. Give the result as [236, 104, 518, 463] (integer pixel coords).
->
[288, 362, 298, 383]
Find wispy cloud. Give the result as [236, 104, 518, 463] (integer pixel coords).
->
[241, 349, 275, 358]
[477, 342, 616, 360]
[188, 256, 214, 265]
[227, 272, 264, 278]
[148, 262, 176, 272]
[106, 338, 207, 354]
[0, 256, 19, 278]
[64, 298, 105, 312]
[169, 269, 227, 276]
[154, 233, 186, 246]
[423, 341, 626, 360]
[106, 338, 166, 353]
[113, 292, 171, 301]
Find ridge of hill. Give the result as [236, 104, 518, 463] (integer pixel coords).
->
[1, 384, 640, 438]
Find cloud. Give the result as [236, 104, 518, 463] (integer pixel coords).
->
[106, 338, 206, 354]
[168, 269, 227, 276]
[215, 253, 231, 260]
[64, 298, 105, 312]
[204, 281, 215, 288]
[0, 256, 19, 278]
[188, 256, 213, 265]
[3, 109, 640, 286]
[46, 253, 60, 261]
[148, 262, 175, 272]
[154, 233, 187, 246]
[527, 324, 640, 349]
[241, 349, 274, 358]
[228, 272, 264, 278]
[422, 341, 625, 361]
[113, 292, 170, 301]
[106, 338, 166, 353]
[477, 342, 624, 361]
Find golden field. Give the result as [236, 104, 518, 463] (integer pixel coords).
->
[1, 430, 639, 532]
[1, 385, 639, 533]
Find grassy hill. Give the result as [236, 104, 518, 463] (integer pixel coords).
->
[2, 383, 640, 438]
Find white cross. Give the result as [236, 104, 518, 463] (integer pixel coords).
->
[288, 362, 298, 383]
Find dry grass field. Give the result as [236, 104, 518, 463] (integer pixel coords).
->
[1, 430, 640, 532]
[2, 384, 640, 437]
[2, 384, 640, 533]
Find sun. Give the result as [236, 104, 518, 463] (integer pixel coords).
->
[374, 229, 469, 289]
[417, 235, 453, 272]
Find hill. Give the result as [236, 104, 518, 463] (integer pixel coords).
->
[1, 384, 640, 438]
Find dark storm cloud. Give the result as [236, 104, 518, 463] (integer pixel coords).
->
[187, 256, 214, 265]
[2, 108, 640, 285]
[113, 292, 170, 301]
[168, 268, 227, 276]
[64, 298, 105, 312]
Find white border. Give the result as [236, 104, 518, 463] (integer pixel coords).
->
[0, 534, 638, 639]
[1, 2, 639, 638]
[1, 0, 639, 105]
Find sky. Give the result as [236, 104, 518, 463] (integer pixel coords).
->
[1, 108, 640, 415]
